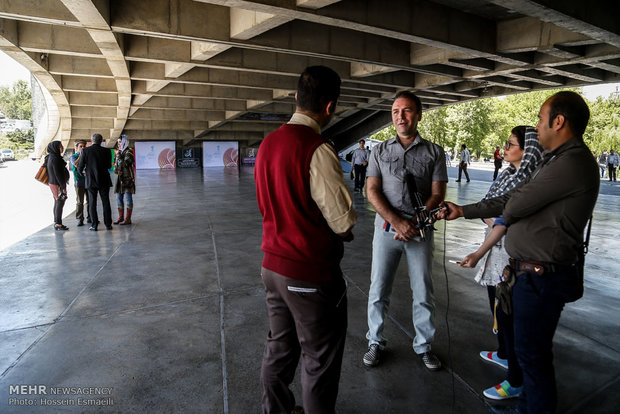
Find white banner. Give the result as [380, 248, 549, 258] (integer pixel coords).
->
[135, 141, 176, 169]
[202, 141, 239, 167]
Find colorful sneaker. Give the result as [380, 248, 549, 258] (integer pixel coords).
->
[483, 380, 522, 400]
[479, 351, 508, 370]
[363, 344, 381, 367]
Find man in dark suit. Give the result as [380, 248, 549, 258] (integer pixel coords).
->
[78, 133, 113, 231]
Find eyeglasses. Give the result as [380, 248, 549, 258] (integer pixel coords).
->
[504, 141, 519, 150]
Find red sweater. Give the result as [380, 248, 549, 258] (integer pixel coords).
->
[255, 124, 343, 282]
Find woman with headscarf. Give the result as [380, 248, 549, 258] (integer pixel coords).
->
[458, 126, 543, 401]
[113, 135, 136, 225]
[46, 141, 70, 231]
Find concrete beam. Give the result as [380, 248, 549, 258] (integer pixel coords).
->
[71, 106, 118, 118]
[296, 0, 342, 9]
[48, 54, 113, 77]
[72, 118, 116, 129]
[230, 7, 291, 40]
[492, 0, 620, 48]
[194, 0, 498, 57]
[69, 91, 119, 106]
[136, 96, 249, 111]
[119, 129, 195, 141]
[132, 80, 274, 101]
[129, 108, 227, 121]
[60, 75, 119, 92]
[497, 16, 591, 53]
[17, 21, 101, 57]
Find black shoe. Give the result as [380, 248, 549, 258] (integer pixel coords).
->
[77, 220, 84, 227]
[363, 344, 381, 367]
[466, 179, 470, 182]
[455, 180, 461, 182]
[106, 225, 113, 230]
[420, 351, 442, 371]
[89, 226, 98, 231]
[54, 224, 69, 231]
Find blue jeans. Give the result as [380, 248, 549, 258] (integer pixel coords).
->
[366, 227, 435, 354]
[116, 192, 133, 206]
[513, 265, 580, 414]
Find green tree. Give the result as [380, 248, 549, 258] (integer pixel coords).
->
[584, 95, 620, 154]
[419, 106, 450, 148]
[0, 80, 32, 120]
[369, 124, 395, 141]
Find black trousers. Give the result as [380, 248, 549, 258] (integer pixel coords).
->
[261, 267, 347, 414]
[457, 162, 470, 181]
[353, 164, 367, 190]
[493, 160, 502, 180]
[53, 198, 65, 225]
[486, 286, 522, 387]
[608, 163, 616, 181]
[513, 266, 580, 414]
[88, 187, 112, 228]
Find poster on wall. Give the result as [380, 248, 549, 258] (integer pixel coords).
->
[135, 141, 176, 169]
[202, 141, 239, 168]
[177, 147, 201, 168]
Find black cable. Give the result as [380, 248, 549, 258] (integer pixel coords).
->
[442, 219, 455, 414]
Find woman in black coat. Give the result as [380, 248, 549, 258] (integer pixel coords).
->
[46, 141, 70, 230]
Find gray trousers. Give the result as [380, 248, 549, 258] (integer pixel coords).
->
[260, 267, 347, 414]
[75, 185, 90, 221]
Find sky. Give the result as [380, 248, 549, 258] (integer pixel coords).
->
[1, 50, 619, 99]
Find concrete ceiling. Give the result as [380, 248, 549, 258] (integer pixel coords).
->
[0, 0, 618, 151]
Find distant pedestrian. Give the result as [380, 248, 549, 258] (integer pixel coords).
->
[493, 145, 503, 180]
[46, 141, 70, 231]
[446, 150, 452, 167]
[598, 151, 607, 178]
[113, 135, 136, 225]
[456, 144, 471, 182]
[607, 149, 619, 181]
[70, 140, 90, 226]
[351, 139, 370, 192]
[78, 133, 113, 231]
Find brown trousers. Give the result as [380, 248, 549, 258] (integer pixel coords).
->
[260, 267, 347, 414]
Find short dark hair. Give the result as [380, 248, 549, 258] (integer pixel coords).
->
[511, 125, 529, 149]
[394, 90, 422, 114]
[91, 133, 103, 144]
[547, 91, 590, 136]
[296, 66, 341, 114]
[461, 144, 467, 149]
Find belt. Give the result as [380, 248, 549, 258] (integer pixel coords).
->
[509, 258, 556, 276]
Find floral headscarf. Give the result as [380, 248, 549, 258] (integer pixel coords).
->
[483, 127, 543, 201]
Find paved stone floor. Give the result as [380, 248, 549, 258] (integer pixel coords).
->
[0, 166, 618, 413]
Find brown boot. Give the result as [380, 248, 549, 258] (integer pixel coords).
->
[113, 207, 124, 224]
[120, 206, 132, 225]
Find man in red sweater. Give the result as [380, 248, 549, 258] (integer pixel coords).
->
[255, 66, 357, 414]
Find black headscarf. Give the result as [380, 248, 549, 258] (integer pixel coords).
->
[46, 141, 63, 158]
[46, 141, 69, 186]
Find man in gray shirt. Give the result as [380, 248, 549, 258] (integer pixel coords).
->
[351, 139, 370, 192]
[363, 91, 448, 371]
